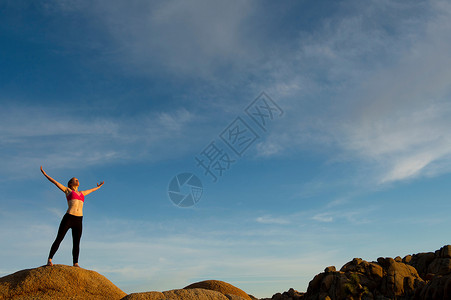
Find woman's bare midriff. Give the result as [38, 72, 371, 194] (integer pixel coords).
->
[67, 200, 84, 216]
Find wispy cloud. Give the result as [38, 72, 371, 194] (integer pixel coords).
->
[262, 0, 451, 186]
[38, 0, 451, 189]
[311, 208, 374, 225]
[254, 197, 375, 226]
[255, 141, 284, 157]
[0, 104, 200, 179]
[255, 215, 290, 225]
[58, 0, 259, 79]
[311, 213, 334, 223]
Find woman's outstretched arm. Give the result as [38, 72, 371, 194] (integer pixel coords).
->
[40, 166, 68, 193]
[81, 181, 104, 196]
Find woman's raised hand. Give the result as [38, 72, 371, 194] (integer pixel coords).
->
[40, 166, 47, 175]
[97, 181, 105, 187]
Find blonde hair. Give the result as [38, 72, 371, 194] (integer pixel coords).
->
[67, 177, 76, 189]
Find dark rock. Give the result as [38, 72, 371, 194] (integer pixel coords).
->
[265, 245, 451, 300]
[263, 288, 304, 300]
[427, 258, 451, 275]
[439, 245, 451, 259]
[415, 273, 451, 300]
[324, 266, 336, 273]
[403, 255, 412, 264]
[305, 256, 422, 300]
[407, 252, 436, 278]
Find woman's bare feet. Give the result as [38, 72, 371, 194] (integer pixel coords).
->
[47, 259, 53, 266]
[73, 263, 80, 268]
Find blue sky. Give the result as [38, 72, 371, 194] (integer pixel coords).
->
[1, 0, 451, 298]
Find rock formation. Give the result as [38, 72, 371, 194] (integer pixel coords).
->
[122, 288, 232, 300]
[415, 273, 451, 299]
[404, 245, 451, 279]
[123, 280, 252, 300]
[0, 264, 126, 299]
[184, 280, 252, 300]
[261, 288, 304, 300]
[302, 257, 424, 299]
[3, 245, 451, 299]
[264, 245, 451, 300]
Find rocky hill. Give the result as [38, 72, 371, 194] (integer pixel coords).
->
[0, 264, 126, 299]
[1, 245, 451, 299]
[124, 280, 254, 300]
[264, 245, 451, 300]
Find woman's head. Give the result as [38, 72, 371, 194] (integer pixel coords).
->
[67, 177, 79, 189]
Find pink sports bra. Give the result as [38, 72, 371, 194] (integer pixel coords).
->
[66, 190, 85, 202]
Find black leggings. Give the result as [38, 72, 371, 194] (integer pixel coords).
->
[48, 213, 83, 264]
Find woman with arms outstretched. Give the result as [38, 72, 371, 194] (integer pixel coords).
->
[41, 166, 104, 267]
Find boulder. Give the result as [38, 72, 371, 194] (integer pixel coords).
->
[121, 291, 166, 300]
[406, 246, 451, 279]
[305, 270, 351, 300]
[262, 288, 304, 300]
[342, 258, 383, 280]
[415, 273, 451, 300]
[0, 264, 126, 300]
[377, 257, 421, 297]
[403, 255, 412, 264]
[270, 245, 451, 299]
[122, 288, 231, 300]
[427, 258, 451, 275]
[226, 294, 251, 300]
[407, 252, 436, 278]
[184, 280, 252, 300]
[324, 266, 336, 273]
[305, 256, 423, 300]
[438, 245, 451, 259]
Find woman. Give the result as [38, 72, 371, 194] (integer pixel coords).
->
[41, 166, 104, 267]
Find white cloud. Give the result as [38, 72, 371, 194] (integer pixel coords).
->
[311, 213, 334, 223]
[35, 0, 451, 188]
[0, 104, 199, 179]
[381, 152, 443, 183]
[4, 0, 449, 195]
[342, 101, 451, 183]
[255, 215, 290, 225]
[262, 0, 451, 186]
[255, 141, 283, 157]
[85, 0, 258, 79]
